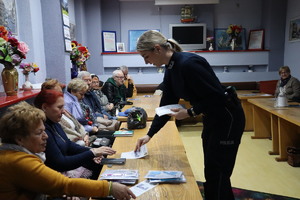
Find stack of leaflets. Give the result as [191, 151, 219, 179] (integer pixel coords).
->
[113, 130, 134, 137]
[100, 169, 139, 184]
[144, 170, 186, 183]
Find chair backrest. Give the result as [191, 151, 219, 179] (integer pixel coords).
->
[259, 80, 278, 95]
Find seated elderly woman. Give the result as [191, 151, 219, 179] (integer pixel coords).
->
[64, 78, 115, 144]
[91, 74, 115, 116]
[0, 101, 135, 200]
[34, 89, 115, 180]
[77, 71, 120, 130]
[41, 79, 91, 147]
[274, 66, 300, 102]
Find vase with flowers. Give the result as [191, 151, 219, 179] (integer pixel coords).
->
[207, 36, 214, 51]
[0, 26, 29, 95]
[19, 62, 39, 91]
[70, 40, 90, 79]
[226, 24, 242, 50]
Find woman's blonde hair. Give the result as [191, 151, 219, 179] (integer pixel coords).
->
[278, 66, 291, 75]
[136, 30, 183, 52]
[67, 78, 88, 93]
[0, 101, 46, 144]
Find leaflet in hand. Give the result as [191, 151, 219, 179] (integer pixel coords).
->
[121, 144, 148, 159]
[155, 104, 184, 117]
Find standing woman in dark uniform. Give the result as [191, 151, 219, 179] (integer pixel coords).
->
[134, 30, 245, 200]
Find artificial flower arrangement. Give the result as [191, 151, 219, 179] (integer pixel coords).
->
[206, 36, 214, 43]
[226, 24, 243, 40]
[0, 26, 29, 68]
[70, 40, 91, 66]
[207, 37, 214, 51]
[19, 62, 39, 76]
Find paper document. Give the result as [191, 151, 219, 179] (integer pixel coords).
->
[130, 180, 157, 197]
[121, 144, 148, 159]
[155, 104, 184, 117]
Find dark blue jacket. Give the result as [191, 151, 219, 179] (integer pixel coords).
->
[44, 119, 95, 172]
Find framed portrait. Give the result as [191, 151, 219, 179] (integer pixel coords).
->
[214, 28, 246, 51]
[248, 29, 264, 50]
[102, 31, 117, 52]
[0, 0, 17, 35]
[289, 16, 300, 42]
[117, 42, 125, 52]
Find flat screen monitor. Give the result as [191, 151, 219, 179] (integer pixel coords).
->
[169, 23, 206, 51]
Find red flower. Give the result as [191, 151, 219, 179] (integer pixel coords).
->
[78, 46, 87, 53]
[8, 37, 19, 47]
[0, 26, 8, 41]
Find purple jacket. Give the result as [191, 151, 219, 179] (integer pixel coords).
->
[64, 91, 93, 133]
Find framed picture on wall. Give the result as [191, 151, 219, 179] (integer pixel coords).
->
[289, 16, 300, 42]
[0, 0, 17, 35]
[128, 30, 147, 52]
[60, 0, 71, 52]
[117, 43, 125, 52]
[248, 29, 264, 50]
[128, 29, 160, 52]
[214, 28, 246, 51]
[102, 31, 117, 52]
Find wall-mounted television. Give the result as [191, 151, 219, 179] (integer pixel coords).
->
[169, 23, 207, 51]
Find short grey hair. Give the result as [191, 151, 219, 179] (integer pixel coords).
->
[67, 78, 88, 93]
[119, 65, 128, 71]
[112, 69, 124, 78]
[77, 71, 91, 79]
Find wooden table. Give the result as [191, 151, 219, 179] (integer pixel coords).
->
[94, 121, 202, 200]
[237, 90, 273, 131]
[248, 98, 300, 161]
[118, 95, 161, 122]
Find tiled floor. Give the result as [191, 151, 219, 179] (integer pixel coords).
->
[178, 123, 300, 199]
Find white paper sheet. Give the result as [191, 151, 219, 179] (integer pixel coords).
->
[130, 180, 157, 197]
[121, 144, 148, 159]
[155, 104, 184, 117]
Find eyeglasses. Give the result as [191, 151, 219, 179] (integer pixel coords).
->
[280, 71, 289, 74]
[115, 76, 125, 79]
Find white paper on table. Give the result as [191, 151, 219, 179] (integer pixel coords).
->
[121, 144, 148, 159]
[130, 180, 158, 197]
[155, 104, 184, 117]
